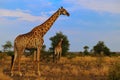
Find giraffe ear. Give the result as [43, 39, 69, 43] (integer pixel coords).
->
[61, 6, 63, 9]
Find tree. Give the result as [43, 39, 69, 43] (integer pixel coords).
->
[41, 44, 46, 53]
[93, 41, 110, 55]
[2, 41, 13, 52]
[83, 46, 89, 55]
[2, 41, 13, 56]
[49, 32, 70, 56]
[25, 44, 47, 56]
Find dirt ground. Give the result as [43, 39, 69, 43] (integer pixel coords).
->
[0, 56, 119, 80]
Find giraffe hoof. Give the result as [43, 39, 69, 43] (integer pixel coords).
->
[11, 71, 14, 76]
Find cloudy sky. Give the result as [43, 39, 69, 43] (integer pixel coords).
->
[0, 0, 120, 52]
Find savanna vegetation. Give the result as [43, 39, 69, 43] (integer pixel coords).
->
[0, 32, 120, 80]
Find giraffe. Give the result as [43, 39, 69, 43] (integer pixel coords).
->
[53, 38, 63, 63]
[10, 7, 69, 76]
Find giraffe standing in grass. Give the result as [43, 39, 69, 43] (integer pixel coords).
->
[11, 7, 70, 76]
[53, 38, 63, 63]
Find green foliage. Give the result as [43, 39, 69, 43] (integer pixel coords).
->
[0, 51, 2, 53]
[6, 51, 14, 56]
[83, 46, 89, 55]
[24, 44, 47, 56]
[67, 53, 76, 59]
[108, 61, 120, 80]
[1, 41, 14, 57]
[93, 41, 110, 55]
[41, 44, 46, 53]
[49, 32, 70, 56]
[2, 41, 13, 52]
[110, 52, 120, 57]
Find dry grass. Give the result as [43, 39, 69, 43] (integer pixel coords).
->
[0, 55, 119, 80]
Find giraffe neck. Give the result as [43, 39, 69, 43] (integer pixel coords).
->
[58, 40, 63, 46]
[32, 9, 60, 36]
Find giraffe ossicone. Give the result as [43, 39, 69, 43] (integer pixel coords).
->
[10, 7, 70, 76]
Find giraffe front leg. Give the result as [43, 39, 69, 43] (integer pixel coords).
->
[37, 47, 41, 76]
[53, 51, 56, 63]
[59, 52, 61, 61]
[56, 53, 58, 63]
[34, 50, 37, 61]
[33, 50, 37, 71]
[18, 54, 22, 76]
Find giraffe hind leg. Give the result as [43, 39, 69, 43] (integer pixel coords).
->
[11, 50, 17, 76]
[18, 53, 22, 76]
[59, 52, 61, 61]
[56, 53, 59, 63]
[53, 51, 56, 63]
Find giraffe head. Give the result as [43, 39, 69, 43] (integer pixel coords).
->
[60, 38, 63, 41]
[59, 7, 70, 16]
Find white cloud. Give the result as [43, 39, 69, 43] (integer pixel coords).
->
[64, 0, 120, 14]
[0, 9, 48, 22]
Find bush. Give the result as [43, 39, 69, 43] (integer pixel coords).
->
[108, 61, 120, 80]
[67, 53, 76, 59]
[93, 41, 111, 56]
[6, 51, 14, 56]
[110, 52, 120, 57]
[0, 51, 2, 53]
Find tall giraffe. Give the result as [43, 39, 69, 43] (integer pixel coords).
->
[53, 38, 63, 63]
[11, 7, 70, 76]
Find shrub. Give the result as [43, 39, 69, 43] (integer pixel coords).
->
[6, 51, 14, 56]
[0, 51, 2, 53]
[67, 53, 76, 59]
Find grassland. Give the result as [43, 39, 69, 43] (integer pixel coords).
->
[0, 54, 120, 80]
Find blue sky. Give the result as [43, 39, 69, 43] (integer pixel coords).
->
[0, 0, 120, 52]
